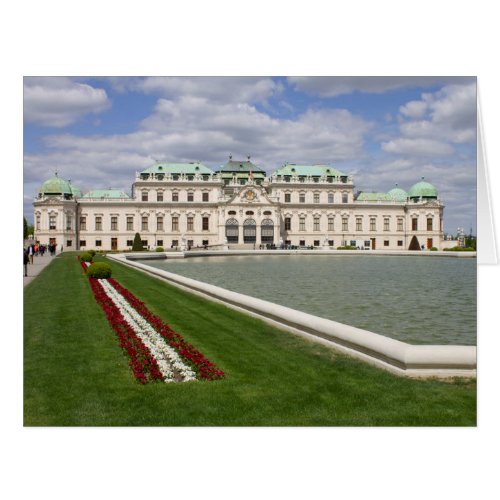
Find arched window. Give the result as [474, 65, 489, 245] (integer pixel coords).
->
[243, 218, 256, 243]
[225, 218, 239, 243]
[261, 219, 274, 244]
[246, 210, 254, 215]
[228, 210, 236, 215]
[263, 210, 272, 215]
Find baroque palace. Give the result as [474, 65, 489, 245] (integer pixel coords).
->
[33, 156, 446, 251]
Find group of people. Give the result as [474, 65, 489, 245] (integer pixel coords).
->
[23, 242, 59, 277]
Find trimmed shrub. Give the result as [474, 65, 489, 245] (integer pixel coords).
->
[430, 247, 438, 251]
[86, 262, 112, 279]
[337, 246, 358, 250]
[132, 232, 143, 251]
[80, 252, 93, 262]
[155, 247, 164, 252]
[443, 246, 475, 252]
[88, 249, 96, 257]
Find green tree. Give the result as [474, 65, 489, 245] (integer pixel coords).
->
[132, 232, 143, 251]
[24, 217, 34, 239]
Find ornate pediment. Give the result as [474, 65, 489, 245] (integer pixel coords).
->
[225, 185, 277, 207]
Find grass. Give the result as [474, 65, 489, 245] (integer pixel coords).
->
[24, 252, 476, 426]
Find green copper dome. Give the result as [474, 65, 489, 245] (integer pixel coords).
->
[408, 177, 438, 199]
[39, 173, 73, 195]
[69, 183, 83, 198]
[387, 184, 408, 202]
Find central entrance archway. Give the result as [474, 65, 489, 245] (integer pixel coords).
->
[243, 218, 256, 243]
[261, 219, 274, 244]
[225, 218, 239, 243]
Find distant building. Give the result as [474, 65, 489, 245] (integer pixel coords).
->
[33, 157, 446, 251]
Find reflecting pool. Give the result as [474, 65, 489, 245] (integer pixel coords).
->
[139, 255, 476, 345]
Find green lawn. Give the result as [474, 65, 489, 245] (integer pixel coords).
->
[24, 252, 476, 426]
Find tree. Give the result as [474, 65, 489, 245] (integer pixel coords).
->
[23, 217, 34, 239]
[132, 232, 143, 251]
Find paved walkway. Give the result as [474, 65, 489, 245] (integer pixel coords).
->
[23, 254, 59, 288]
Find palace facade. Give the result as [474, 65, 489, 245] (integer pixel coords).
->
[33, 157, 446, 251]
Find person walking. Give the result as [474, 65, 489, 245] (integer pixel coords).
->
[28, 244, 34, 264]
[23, 248, 29, 277]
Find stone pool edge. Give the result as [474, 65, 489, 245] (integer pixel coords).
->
[107, 253, 477, 379]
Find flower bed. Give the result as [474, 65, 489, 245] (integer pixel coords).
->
[78, 257, 224, 383]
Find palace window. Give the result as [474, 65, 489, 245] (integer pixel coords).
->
[202, 192, 209, 202]
[141, 240, 148, 247]
[370, 217, 376, 231]
[110, 216, 118, 231]
[187, 216, 194, 231]
[141, 216, 148, 231]
[356, 217, 362, 231]
[285, 217, 291, 231]
[187, 240, 194, 247]
[397, 218, 403, 231]
[284, 193, 291, 203]
[66, 240, 72, 247]
[80, 216, 86, 231]
[412, 218, 418, 231]
[157, 217, 163, 231]
[384, 218, 390, 231]
[95, 216, 102, 231]
[427, 218, 433, 231]
[342, 193, 348, 203]
[142, 191, 148, 202]
[49, 215, 57, 230]
[157, 191, 163, 202]
[172, 192, 179, 202]
[299, 240, 305, 246]
[314, 193, 320, 204]
[384, 240, 389, 247]
[299, 217, 305, 231]
[157, 240, 163, 246]
[187, 192, 194, 202]
[127, 216, 133, 231]
[36, 214, 41, 231]
[66, 215, 72, 231]
[342, 217, 348, 231]
[80, 240, 86, 247]
[299, 193, 305, 203]
[328, 240, 334, 246]
[95, 240, 102, 247]
[202, 239, 209, 246]
[202, 217, 209, 231]
[172, 216, 179, 231]
[328, 217, 334, 231]
[328, 193, 334, 203]
[172, 239, 179, 247]
[314, 240, 320, 246]
[314, 217, 320, 231]
[397, 240, 403, 247]
[126, 240, 133, 246]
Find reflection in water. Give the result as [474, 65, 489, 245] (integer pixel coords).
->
[140, 255, 476, 346]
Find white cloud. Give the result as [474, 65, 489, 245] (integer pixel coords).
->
[288, 76, 475, 97]
[124, 76, 282, 104]
[24, 77, 110, 127]
[399, 100, 428, 118]
[381, 138, 454, 156]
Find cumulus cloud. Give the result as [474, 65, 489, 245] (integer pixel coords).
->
[381, 138, 454, 156]
[288, 76, 475, 97]
[120, 76, 282, 104]
[24, 77, 110, 127]
[37, 96, 373, 181]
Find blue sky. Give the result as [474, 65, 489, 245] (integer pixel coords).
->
[23, 76, 477, 233]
